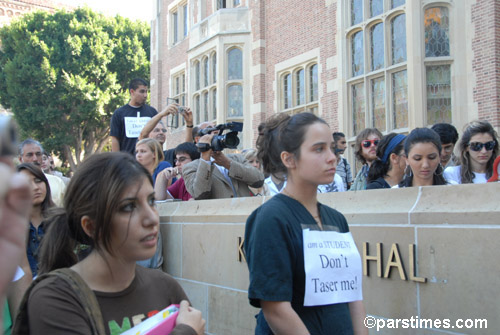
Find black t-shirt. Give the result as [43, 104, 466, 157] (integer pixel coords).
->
[366, 176, 391, 190]
[245, 194, 354, 335]
[164, 148, 176, 166]
[110, 104, 158, 155]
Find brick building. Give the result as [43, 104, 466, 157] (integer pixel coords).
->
[0, 0, 71, 26]
[150, 0, 500, 163]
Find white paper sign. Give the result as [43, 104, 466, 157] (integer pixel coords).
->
[124, 115, 152, 138]
[303, 229, 362, 306]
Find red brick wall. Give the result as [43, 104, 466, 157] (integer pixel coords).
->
[471, 0, 500, 127]
[260, 1, 339, 129]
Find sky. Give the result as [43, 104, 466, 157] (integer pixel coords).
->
[67, 0, 153, 22]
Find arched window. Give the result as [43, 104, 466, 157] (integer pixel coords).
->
[283, 74, 292, 109]
[295, 69, 305, 106]
[194, 61, 200, 91]
[211, 53, 217, 84]
[227, 48, 242, 80]
[309, 64, 318, 103]
[203, 91, 209, 121]
[351, 31, 364, 77]
[425, 6, 451, 125]
[211, 89, 217, 120]
[203, 57, 209, 88]
[424, 7, 450, 57]
[346, 3, 409, 136]
[370, 23, 384, 71]
[190, 50, 217, 127]
[371, 77, 386, 131]
[391, 14, 406, 65]
[279, 62, 318, 114]
[194, 95, 200, 125]
[352, 83, 366, 135]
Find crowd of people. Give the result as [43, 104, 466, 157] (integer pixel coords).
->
[0, 77, 498, 335]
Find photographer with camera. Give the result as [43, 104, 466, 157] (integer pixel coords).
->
[182, 123, 264, 200]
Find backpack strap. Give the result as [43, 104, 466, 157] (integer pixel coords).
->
[12, 268, 106, 335]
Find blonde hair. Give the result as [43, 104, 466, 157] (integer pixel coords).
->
[136, 138, 164, 169]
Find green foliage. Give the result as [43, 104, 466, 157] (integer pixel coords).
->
[0, 7, 150, 170]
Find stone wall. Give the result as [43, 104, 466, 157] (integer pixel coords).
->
[158, 183, 499, 335]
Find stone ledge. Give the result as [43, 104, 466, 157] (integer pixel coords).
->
[158, 183, 500, 226]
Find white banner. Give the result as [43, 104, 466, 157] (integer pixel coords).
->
[124, 113, 152, 138]
[303, 230, 363, 306]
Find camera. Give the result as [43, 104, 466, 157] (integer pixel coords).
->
[0, 116, 19, 157]
[197, 122, 243, 152]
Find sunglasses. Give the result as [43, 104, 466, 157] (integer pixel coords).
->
[362, 139, 380, 148]
[469, 141, 496, 152]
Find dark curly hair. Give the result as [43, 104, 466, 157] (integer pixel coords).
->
[256, 112, 327, 175]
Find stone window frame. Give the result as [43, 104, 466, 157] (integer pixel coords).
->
[423, 3, 453, 126]
[345, 1, 408, 136]
[341, 0, 463, 174]
[215, 0, 243, 10]
[278, 61, 319, 116]
[169, 0, 189, 46]
[191, 50, 218, 125]
[168, 71, 187, 129]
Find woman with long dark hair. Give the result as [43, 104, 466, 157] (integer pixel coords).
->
[16, 163, 54, 277]
[398, 128, 447, 188]
[444, 120, 499, 184]
[366, 133, 406, 189]
[16, 152, 204, 335]
[245, 113, 367, 335]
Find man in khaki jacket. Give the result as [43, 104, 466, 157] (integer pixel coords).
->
[182, 132, 264, 200]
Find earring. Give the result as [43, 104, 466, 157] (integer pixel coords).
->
[435, 163, 444, 176]
[404, 165, 413, 178]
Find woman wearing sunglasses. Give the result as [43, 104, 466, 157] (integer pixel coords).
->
[351, 128, 383, 190]
[444, 120, 499, 184]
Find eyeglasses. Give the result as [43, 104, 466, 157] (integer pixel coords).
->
[153, 128, 167, 133]
[469, 141, 496, 152]
[362, 139, 380, 148]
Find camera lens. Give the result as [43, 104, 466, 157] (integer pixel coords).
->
[222, 132, 240, 149]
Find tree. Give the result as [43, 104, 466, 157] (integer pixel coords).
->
[0, 7, 150, 170]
